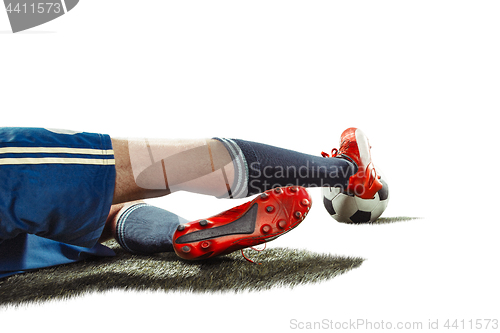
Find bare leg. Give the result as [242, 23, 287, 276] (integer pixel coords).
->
[111, 138, 234, 204]
[99, 200, 145, 243]
[112, 139, 156, 204]
[98, 203, 123, 243]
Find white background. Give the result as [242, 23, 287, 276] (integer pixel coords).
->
[1, 1, 499, 332]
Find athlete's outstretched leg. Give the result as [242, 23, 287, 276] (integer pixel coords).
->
[106, 128, 382, 259]
[102, 187, 312, 260]
[111, 136, 359, 204]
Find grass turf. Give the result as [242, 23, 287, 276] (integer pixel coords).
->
[363, 216, 421, 225]
[0, 216, 418, 306]
[0, 242, 363, 306]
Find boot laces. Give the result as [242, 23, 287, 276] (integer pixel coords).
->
[321, 139, 350, 158]
[321, 148, 338, 158]
[240, 242, 267, 264]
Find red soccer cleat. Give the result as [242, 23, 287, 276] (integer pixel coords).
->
[322, 128, 383, 199]
[173, 186, 311, 261]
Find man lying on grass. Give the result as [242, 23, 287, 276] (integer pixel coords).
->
[0, 127, 382, 278]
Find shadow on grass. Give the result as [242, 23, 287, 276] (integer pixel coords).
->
[369, 216, 422, 225]
[0, 243, 363, 306]
[0, 216, 420, 306]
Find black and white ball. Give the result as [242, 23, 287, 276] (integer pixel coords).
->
[322, 176, 389, 223]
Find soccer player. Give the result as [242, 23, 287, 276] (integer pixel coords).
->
[0, 127, 382, 278]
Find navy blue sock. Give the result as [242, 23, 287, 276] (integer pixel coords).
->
[115, 203, 187, 254]
[215, 138, 356, 197]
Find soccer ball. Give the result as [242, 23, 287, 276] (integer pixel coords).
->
[322, 175, 389, 223]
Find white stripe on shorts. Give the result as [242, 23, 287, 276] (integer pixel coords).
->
[0, 147, 115, 166]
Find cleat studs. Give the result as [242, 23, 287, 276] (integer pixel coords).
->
[278, 220, 287, 229]
[260, 193, 269, 200]
[177, 224, 186, 232]
[266, 206, 274, 213]
[261, 224, 272, 234]
[200, 241, 211, 249]
[181, 246, 191, 253]
[274, 187, 282, 194]
[199, 219, 208, 226]
[294, 211, 303, 219]
[290, 186, 298, 192]
[301, 198, 310, 206]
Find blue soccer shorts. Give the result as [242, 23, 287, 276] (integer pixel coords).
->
[0, 128, 116, 278]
